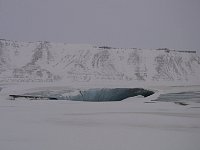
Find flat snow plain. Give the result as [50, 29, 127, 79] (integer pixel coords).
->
[0, 84, 200, 150]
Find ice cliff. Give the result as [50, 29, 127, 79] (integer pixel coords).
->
[0, 39, 200, 85]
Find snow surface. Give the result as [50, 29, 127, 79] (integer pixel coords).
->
[0, 84, 200, 150]
[1, 40, 200, 150]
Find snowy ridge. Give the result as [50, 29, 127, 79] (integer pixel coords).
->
[0, 39, 200, 85]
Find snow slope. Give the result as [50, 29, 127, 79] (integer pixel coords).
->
[0, 39, 200, 85]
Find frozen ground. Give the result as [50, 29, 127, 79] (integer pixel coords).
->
[0, 84, 200, 150]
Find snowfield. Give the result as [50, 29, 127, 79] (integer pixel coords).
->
[0, 84, 200, 150]
[1, 40, 200, 150]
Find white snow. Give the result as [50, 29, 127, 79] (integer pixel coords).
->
[1, 40, 200, 149]
[0, 84, 200, 150]
[1, 39, 200, 85]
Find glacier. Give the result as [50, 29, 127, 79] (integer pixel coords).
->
[9, 88, 154, 101]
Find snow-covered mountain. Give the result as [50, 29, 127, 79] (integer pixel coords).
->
[0, 39, 200, 85]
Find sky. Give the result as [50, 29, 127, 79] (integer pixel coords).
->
[0, 0, 200, 52]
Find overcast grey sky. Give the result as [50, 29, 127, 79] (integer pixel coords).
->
[0, 0, 200, 51]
